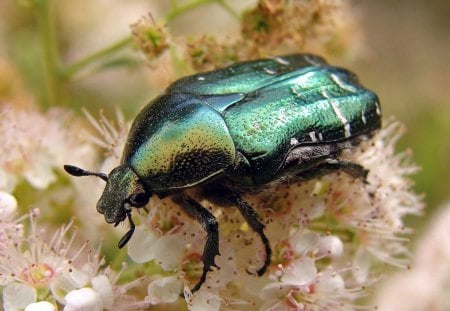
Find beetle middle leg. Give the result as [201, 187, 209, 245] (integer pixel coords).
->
[173, 192, 220, 293]
[205, 186, 271, 277]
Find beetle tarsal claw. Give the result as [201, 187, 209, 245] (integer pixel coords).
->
[245, 267, 257, 276]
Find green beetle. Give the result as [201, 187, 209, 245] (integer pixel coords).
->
[65, 54, 381, 292]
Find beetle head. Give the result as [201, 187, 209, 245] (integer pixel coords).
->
[97, 165, 149, 223]
[63, 164, 151, 248]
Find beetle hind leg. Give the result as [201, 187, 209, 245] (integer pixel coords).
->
[297, 158, 368, 182]
[174, 193, 220, 293]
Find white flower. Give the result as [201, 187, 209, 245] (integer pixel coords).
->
[91, 275, 114, 309]
[373, 203, 450, 310]
[146, 276, 183, 304]
[0, 212, 77, 289]
[317, 235, 344, 259]
[0, 208, 144, 310]
[0, 191, 17, 220]
[64, 287, 103, 311]
[3, 282, 36, 311]
[0, 192, 22, 251]
[128, 224, 185, 270]
[259, 258, 363, 311]
[82, 108, 128, 165]
[187, 288, 221, 311]
[25, 301, 57, 311]
[341, 121, 423, 276]
[0, 107, 93, 191]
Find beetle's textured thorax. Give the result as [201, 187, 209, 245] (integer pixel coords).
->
[122, 93, 236, 192]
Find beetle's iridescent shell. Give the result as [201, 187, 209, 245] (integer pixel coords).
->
[123, 54, 381, 190]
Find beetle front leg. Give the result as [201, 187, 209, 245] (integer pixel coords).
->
[219, 188, 271, 276]
[174, 193, 220, 293]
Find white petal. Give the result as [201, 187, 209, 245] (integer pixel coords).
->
[211, 243, 238, 287]
[23, 160, 56, 189]
[0, 170, 17, 193]
[153, 234, 186, 270]
[0, 191, 17, 220]
[146, 276, 182, 304]
[64, 287, 103, 311]
[260, 282, 291, 300]
[188, 289, 221, 311]
[25, 301, 56, 311]
[317, 235, 344, 258]
[353, 247, 372, 283]
[373, 270, 436, 311]
[3, 282, 36, 311]
[316, 273, 345, 293]
[50, 269, 89, 304]
[291, 231, 318, 255]
[91, 275, 114, 309]
[282, 257, 317, 286]
[127, 225, 157, 263]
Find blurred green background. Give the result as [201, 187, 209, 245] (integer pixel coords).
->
[353, 0, 450, 230]
[0, 0, 448, 233]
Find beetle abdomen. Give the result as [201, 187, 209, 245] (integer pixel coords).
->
[224, 66, 381, 185]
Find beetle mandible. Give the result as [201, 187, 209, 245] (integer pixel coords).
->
[65, 54, 381, 292]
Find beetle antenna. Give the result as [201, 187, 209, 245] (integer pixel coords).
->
[117, 209, 135, 249]
[64, 165, 108, 182]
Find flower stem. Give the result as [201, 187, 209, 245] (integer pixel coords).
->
[217, 0, 240, 20]
[61, 37, 133, 79]
[164, 0, 219, 23]
[34, 0, 62, 107]
[61, 0, 236, 80]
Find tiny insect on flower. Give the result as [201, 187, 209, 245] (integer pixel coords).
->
[64, 54, 381, 292]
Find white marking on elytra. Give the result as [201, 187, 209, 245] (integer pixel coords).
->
[318, 132, 324, 141]
[331, 73, 357, 93]
[323, 90, 351, 138]
[375, 101, 381, 115]
[197, 76, 205, 81]
[274, 57, 290, 65]
[290, 137, 299, 146]
[263, 67, 277, 75]
[361, 111, 367, 124]
[291, 86, 302, 98]
[309, 131, 318, 142]
[304, 55, 322, 66]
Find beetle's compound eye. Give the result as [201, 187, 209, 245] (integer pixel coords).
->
[128, 192, 150, 207]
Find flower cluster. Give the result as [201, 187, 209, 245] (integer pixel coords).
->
[0, 106, 422, 310]
[0, 191, 144, 311]
[0, 2, 424, 310]
[132, 0, 360, 73]
[130, 14, 171, 63]
[0, 107, 83, 191]
[109, 120, 422, 310]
